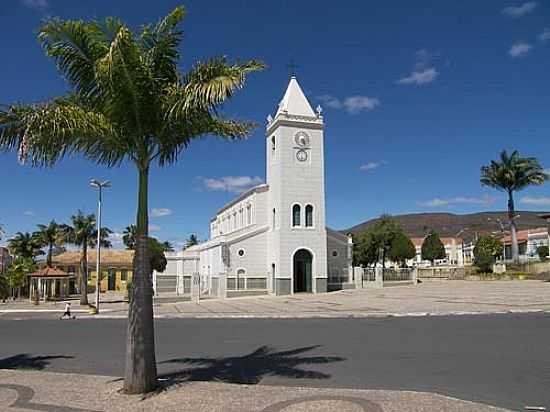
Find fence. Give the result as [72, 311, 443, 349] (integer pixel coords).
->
[417, 267, 467, 280]
[382, 268, 414, 282]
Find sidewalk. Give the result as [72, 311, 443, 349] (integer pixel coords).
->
[2, 280, 550, 319]
[0, 369, 511, 411]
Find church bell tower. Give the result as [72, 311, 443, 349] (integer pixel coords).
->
[266, 77, 328, 295]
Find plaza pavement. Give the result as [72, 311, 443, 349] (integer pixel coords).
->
[1, 280, 550, 319]
[0, 369, 512, 411]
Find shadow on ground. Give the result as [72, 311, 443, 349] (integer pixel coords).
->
[0, 354, 74, 370]
[157, 345, 344, 390]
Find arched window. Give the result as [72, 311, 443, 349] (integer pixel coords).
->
[247, 204, 252, 225]
[272, 208, 276, 228]
[236, 268, 246, 290]
[292, 204, 301, 227]
[305, 205, 313, 227]
[271, 136, 276, 154]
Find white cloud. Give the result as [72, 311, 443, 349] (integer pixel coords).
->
[539, 28, 550, 42]
[502, 2, 538, 17]
[23, 210, 35, 217]
[203, 176, 263, 194]
[359, 161, 384, 171]
[508, 42, 533, 58]
[318, 95, 380, 114]
[397, 68, 439, 85]
[520, 196, 550, 206]
[21, 0, 48, 10]
[150, 208, 173, 218]
[149, 224, 161, 232]
[418, 196, 496, 208]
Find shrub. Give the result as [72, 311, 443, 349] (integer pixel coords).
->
[537, 246, 548, 262]
[474, 248, 494, 273]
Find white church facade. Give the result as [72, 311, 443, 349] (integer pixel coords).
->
[154, 77, 353, 298]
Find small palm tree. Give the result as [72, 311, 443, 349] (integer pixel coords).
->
[33, 220, 65, 268]
[184, 233, 199, 249]
[122, 225, 137, 250]
[8, 232, 44, 260]
[481, 150, 548, 263]
[0, 7, 262, 393]
[64, 210, 112, 305]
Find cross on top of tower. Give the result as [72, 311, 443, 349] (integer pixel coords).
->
[287, 59, 299, 77]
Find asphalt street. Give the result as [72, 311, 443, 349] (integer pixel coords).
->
[1, 314, 549, 411]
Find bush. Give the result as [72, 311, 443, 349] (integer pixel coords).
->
[474, 248, 494, 273]
[537, 246, 548, 261]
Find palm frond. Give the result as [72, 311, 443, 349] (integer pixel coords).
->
[140, 6, 185, 84]
[0, 101, 120, 167]
[167, 58, 265, 117]
[39, 19, 109, 102]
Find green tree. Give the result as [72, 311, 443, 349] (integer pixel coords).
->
[481, 150, 548, 263]
[0, 7, 262, 393]
[353, 215, 405, 268]
[64, 210, 112, 305]
[388, 232, 416, 267]
[33, 220, 65, 267]
[353, 230, 378, 267]
[5, 257, 36, 299]
[475, 235, 503, 260]
[421, 231, 446, 265]
[537, 245, 548, 261]
[8, 232, 44, 260]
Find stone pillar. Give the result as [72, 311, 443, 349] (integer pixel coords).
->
[218, 272, 227, 299]
[354, 267, 363, 289]
[374, 267, 384, 289]
[176, 274, 184, 295]
[412, 267, 418, 285]
[191, 272, 200, 303]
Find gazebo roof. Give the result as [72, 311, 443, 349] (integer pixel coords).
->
[29, 267, 72, 278]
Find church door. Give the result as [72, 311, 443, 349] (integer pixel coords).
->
[293, 249, 312, 293]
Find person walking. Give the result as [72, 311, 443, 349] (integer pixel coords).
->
[60, 302, 74, 319]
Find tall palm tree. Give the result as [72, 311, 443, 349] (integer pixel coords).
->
[33, 220, 65, 268]
[8, 232, 44, 260]
[481, 150, 548, 263]
[0, 6, 262, 393]
[64, 210, 112, 305]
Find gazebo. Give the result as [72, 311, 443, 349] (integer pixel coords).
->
[28, 267, 74, 302]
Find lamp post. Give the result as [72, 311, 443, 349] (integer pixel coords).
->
[90, 179, 111, 313]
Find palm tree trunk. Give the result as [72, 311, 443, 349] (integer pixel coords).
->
[47, 243, 53, 267]
[124, 164, 157, 394]
[80, 243, 89, 305]
[508, 191, 519, 263]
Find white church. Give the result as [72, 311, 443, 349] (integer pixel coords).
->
[154, 77, 353, 298]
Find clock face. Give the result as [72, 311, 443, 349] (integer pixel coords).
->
[296, 149, 308, 162]
[294, 132, 310, 147]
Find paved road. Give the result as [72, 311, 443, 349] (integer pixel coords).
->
[1, 314, 549, 411]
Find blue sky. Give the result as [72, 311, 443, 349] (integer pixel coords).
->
[1, 0, 550, 248]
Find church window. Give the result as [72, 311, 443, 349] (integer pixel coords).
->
[247, 204, 252, 225]
[236, 268, 246, 290]
[239, 209, 243, 227]
[332, 250, 339, 257]
[305, 205, 313, 227]
[292, 204, 301, 227]
[271, 136, 276, 154]
[238, 249, 245, 257]
[272, 208, 276, 228]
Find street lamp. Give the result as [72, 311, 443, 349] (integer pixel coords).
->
[90, 179, 111, 313]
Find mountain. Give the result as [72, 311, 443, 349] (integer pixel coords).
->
[344, 211, 550, 243]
